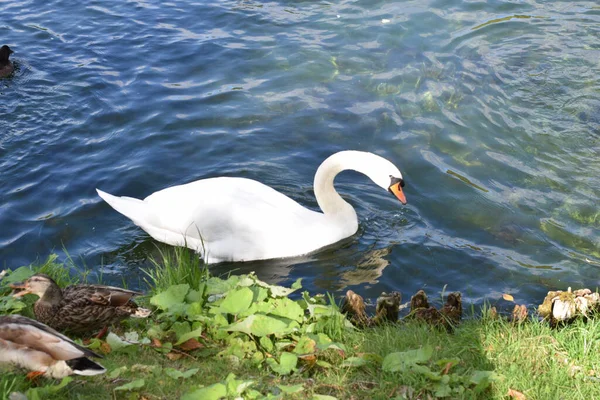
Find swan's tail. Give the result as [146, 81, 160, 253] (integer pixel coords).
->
[96, 189, 152, 226]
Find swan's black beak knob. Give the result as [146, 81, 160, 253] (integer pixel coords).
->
[388, 177, 407, 205]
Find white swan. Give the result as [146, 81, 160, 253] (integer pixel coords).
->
[97, 150, 407, 264]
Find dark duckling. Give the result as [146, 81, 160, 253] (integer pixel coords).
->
[0, 45, 14, 77]
[11, 273, 151, 336]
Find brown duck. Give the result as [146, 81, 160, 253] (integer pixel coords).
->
[11, 273, 151, 335]
[0, 314, 105, 379]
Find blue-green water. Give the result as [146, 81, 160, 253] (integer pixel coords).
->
[1, 0, 599, 307]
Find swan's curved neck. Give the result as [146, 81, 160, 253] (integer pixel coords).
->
[313, 151, 381, 219]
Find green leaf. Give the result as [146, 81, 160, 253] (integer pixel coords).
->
[341, 357, 368, 368]
[186, 302, 204, 320]
[266, 352, 298, 375]
[106, 332, 137, 353]
[278, 383, 304, 394]
[182, 384, 227, 400]
[382, 345, 433, 372]
[108, 366, 127, 379]
[293, 336, 316, 355]
[176, 326, 204, 345]
[26, 377, 72, 400]
[1, 266, 34, 285]
[224, 372, 255, 396]
[312, 395, 338, 400]
[219, 287, 254, 315]
[266, 298, 305, 322]
[226, 313, 296, 337]
[170, 321, 191, 341]
[186, 289, 203, 303]
[150, 284, 190, 310]
[114, 379, 145, 391]
[165, 367, 199, 380]
[206, 276, 239, 295]
[470, 370, 498, 393]
[259, 336, 274, 352]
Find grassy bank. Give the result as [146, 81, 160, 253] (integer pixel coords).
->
[1, 250, 599, 400]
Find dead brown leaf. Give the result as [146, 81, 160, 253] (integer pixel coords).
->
[100, 341, 111, 354]
[178, 338, 203, 351]
[441, 361, 454, 375]
[507, 388, 526, 400]
[151, 338, 162, 348]
[165, 352, 183, 361]
[503, 293, 515, 302]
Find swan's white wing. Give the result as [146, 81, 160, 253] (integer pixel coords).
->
[142, 177, 327, 261]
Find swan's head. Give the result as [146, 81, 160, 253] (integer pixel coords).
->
[363, 153, 407, 205]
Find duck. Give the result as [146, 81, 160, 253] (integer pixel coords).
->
[0, 314, 105, 379]
[10, 273, 151, 336]
[0, 45, 14, 77]
[97, 150, 407, 263]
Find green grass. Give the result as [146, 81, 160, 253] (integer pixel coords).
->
[2, 249, 600, 400]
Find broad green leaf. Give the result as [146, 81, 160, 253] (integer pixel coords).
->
[341, 357, 368, 368]
[170, 321, 191, 340]
[219, 287, 254, 315]
[26, 377, 72, 400]
[186, 289, 203, 303]
[293, 336, 316, 355]
[150, 284, 189, 310]
[382, 345, 433, 372]
[266, 352, 298, 375]
[0, 266, 34, 285]
[182, 384, 226, 400]
[114, 379, 145, 391]
[176, 326, 204, 345]
[108, 366, 127, 379]
[260, 336, 274, 352]
[206, 276, 239, 295]
[226, 313, 296, 337]
[186, 302, 204, 320]
[278, 384, 304, 394]
[471, 370, 498, 393]
[106, 332, 136, 353]
[312, 395, 338, 400]
[224, 372, 255, 396]
[266, 298, 305, 322]
[165, 367, 199, 379]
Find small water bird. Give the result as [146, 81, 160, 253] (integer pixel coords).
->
[0, 315, 106, 379]
[97, 150, 407, 263]
[0, 45, 14, 77]
[11, 274, 151, 336]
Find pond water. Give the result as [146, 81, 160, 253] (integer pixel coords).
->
[1, 0, 599, 308]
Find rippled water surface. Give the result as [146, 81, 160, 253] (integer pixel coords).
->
[1, 0, 599, 306]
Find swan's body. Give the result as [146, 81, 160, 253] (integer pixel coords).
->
[97, 151, 406, 263]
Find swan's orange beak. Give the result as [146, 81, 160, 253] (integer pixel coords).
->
[389, 182, 407, 205]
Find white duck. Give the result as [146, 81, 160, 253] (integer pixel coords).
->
[97, 150, 407, 264]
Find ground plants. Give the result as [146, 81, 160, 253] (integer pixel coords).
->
[1, 250, 600, 399]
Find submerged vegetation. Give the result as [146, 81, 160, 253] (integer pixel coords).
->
[1, 250, 600, 399]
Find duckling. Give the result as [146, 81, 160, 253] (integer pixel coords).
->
[372, 291, 401, 324]
[11, 273, 151, 335]
[0, 315, 105, 379]
[341, 290, 369, 327]
[0, 45, 14, 77]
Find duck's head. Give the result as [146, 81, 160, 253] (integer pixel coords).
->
[11, 273, 58, 298]
[0, 45, 13, 63]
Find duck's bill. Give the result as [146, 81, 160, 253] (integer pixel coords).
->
[9, 282, 30, 297]
[389, 182, 407, 205]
